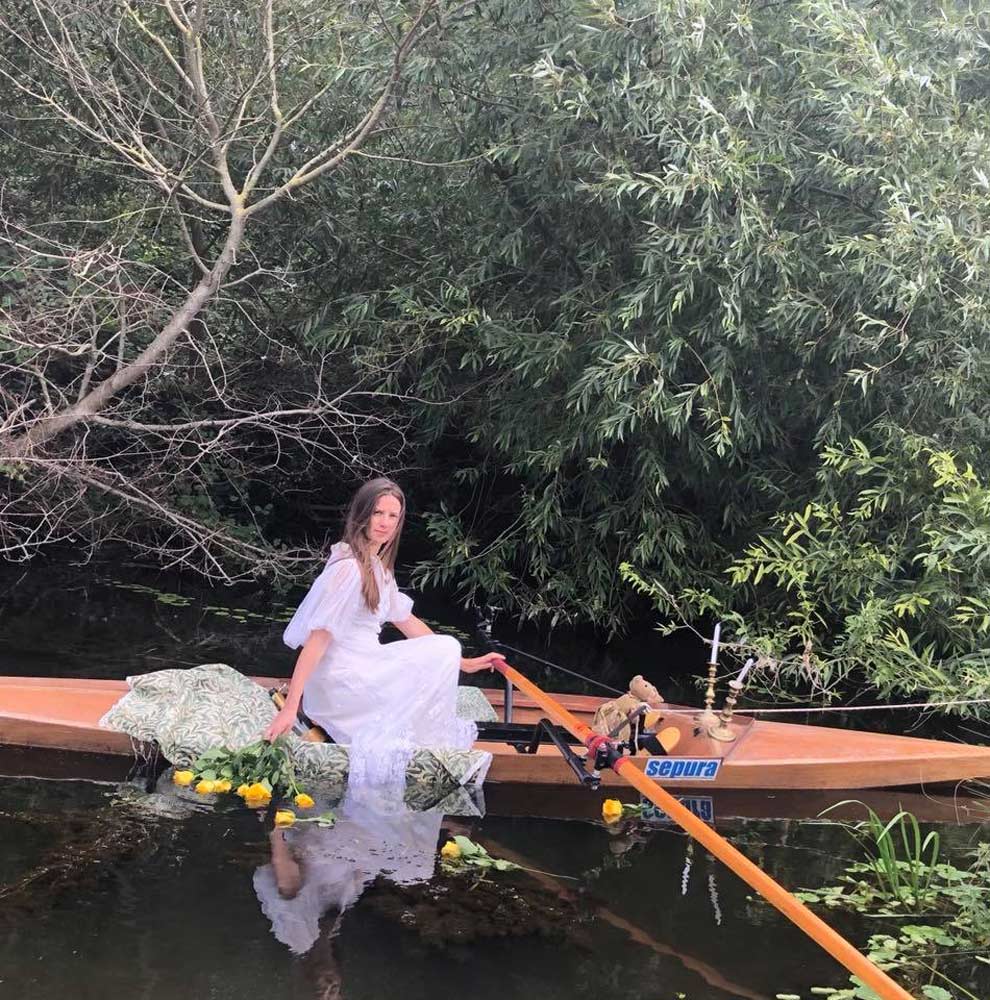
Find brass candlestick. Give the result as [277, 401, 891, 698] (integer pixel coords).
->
[708, 658, 753, 742]
[696, 622, 721, 729]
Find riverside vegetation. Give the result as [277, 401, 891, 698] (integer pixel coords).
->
[790, 805, 990, 999]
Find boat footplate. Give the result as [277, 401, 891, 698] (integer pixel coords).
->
[504, 717, 601, 788]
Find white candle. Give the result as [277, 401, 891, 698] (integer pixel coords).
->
[736, 658, 754, 686]
[709, 622, 721, 665]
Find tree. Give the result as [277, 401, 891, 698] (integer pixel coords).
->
[626, 435, 990, 709]
[5, 0, 990, 706]
[0, 0, 462, 577]
[308, 0, 990, 700]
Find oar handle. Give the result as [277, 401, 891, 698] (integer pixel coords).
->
[489, 659, 915, 1000]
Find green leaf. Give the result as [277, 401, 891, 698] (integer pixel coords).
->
[452, 836, 483, 857]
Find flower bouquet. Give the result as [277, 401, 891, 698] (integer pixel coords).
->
[171, 737, 335, 828]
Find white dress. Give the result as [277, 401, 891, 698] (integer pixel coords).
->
[283, 542, 476, 786]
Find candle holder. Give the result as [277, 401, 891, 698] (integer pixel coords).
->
[708, 658, 754, 742]
[708, 679, 743, 742]
[696, 623, 721, 730]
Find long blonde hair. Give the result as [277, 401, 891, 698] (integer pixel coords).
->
[340, 477, 405, 611]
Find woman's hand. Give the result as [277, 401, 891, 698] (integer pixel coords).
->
[460, 652, 506, 674]
[264, 704, 298, 741]
[265, 630, 330, 742]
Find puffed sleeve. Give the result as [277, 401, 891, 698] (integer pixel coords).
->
[283, 551, 363, 650]
[386, 574, 414, 624]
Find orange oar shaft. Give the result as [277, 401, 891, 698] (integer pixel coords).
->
[492, 659, 915, 1000]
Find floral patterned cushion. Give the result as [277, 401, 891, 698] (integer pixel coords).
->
[99, 663, 492, 800]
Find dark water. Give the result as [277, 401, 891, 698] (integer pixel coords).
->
[0, 555, 704, 697]
[1, 559, 989, 999]
[0, 775, 856, 1000]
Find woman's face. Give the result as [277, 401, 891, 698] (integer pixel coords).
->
[367, 492, 402, 548]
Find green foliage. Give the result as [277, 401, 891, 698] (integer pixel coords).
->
[316, 0, 990, 659]
[629, 435, 990, 705]
[7, 0, 990, 709]
[796, 814, 990, 999]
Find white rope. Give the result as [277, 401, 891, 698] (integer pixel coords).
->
[658, 697, 990, 716]
[492, 640, 990, 716]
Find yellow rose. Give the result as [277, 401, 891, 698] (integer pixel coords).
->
[236, 784, 250, 798]
[440, 840, 461, 860]
[243, 782, 272, 809]
[172, 770, 195, 787]
[274, 809, 296, 828]
[601, 798, 624, 824]
[213, 779, 232, 793]
[294, 793, 315, 810]
[195, 779, 216, 795]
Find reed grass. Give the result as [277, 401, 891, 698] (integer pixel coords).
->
[821, 800, 941, 909]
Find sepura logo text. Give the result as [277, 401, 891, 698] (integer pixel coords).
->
[644, 757, 721, 781]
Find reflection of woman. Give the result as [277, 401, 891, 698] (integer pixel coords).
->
[254, 825, 361, 956]
[252, 790, 450, 956]
[260, 827, 349, 999]
[264, 478, 501, 783]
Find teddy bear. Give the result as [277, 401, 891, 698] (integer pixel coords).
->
[591, 674, 665, 741]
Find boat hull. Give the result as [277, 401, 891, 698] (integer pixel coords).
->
[2, 674, 990, 793]
[1, 744, 988, 826]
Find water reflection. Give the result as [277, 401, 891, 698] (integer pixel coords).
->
[253, 787, 476, 956]
[9, 775, 990, 999]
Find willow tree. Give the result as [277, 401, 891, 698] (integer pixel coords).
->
[306, 0, 990, 700]
[0, 0, 465, 576]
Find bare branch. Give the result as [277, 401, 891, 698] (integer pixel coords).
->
[0, 0, 476, 579]
[248, 0, 448, 214]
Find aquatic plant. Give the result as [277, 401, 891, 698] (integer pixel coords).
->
[366, 872, 582, 946]
[0, 805, 163, 920]
[794, 818, 990, 999]
[820, 801, 942, 910]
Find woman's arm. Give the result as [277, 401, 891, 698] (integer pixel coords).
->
[392, 614, 433, 639]
[393, 614, 505, 674]
[264, 628, 332, 740]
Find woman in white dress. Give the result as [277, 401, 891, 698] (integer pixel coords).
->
[264, 478, 502, 769]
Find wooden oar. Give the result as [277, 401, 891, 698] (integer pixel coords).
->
[481, 835, 773, 1000]
[490, 658, 915, 1000]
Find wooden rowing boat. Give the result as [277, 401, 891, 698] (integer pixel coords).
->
[3, 673, 990, 794]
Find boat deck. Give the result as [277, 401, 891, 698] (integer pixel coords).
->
[2, 674, 990, 792]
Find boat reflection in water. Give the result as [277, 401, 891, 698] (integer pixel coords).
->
[253, 785, 478, 956]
